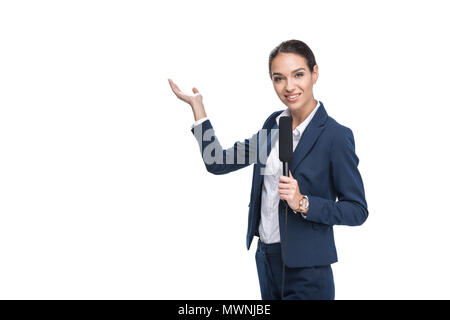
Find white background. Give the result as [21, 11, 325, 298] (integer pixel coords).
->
[0, 0, 449, 299]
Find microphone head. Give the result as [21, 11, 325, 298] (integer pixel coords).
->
[279, 116, 293, 162]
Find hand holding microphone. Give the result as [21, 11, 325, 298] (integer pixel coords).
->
[278, 116, 305, 214]
[278, 170, 304, 214]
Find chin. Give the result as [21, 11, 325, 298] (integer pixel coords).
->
[288, 104, 303, 112]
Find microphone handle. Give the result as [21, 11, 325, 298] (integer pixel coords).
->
[281, 161, 289, 299]
[282, 162, 289, 177]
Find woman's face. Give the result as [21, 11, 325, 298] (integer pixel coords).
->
[270, 53, 318, 112]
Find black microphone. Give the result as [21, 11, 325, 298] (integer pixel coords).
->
[278, 115, 293, 300]
[279, 116, 293, 176]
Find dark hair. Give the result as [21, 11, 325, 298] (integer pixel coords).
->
[268, 39, 317, 78]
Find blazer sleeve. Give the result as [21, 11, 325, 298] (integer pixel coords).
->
[190, 119, 263, 175]
[305, 126, 369, 226]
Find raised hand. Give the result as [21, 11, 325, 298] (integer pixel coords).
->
[168, 78, 203, 107]
[168, 78, 207, 121]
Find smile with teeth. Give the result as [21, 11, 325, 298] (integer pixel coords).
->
[285, 93, 301, 101]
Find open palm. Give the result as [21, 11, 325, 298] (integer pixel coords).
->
[168, 78, 203, 106]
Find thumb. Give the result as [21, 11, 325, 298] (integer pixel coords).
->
[289, 170, 293, 178]
[192, 87, 199, 94]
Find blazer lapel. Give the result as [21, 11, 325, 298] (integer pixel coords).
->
[289, 102, 328, 173]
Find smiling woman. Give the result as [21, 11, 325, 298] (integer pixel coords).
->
[268, 41, 319, 128]
[169, 39, 368, 301]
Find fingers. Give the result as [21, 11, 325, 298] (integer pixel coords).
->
[168, 79, 181, 92]
[279, 192, 294, 202]
[168, 79, 189, 102]
[278, 184, 293, 198]
[168, 79, 180, 94]
[279, 175, 292, 182]
[173, 82, 181, 92]
[278, 189, 291, 195]
[278, 182, 291, 189]
[279, 172, 300, 201]
[168, 79, 200, 101]
[279, 172, 297, 190]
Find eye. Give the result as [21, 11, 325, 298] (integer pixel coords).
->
[295, 73, 304, 78]
[273, 77, 282, 82]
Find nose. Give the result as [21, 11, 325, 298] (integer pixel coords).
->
[284, 77, 295, 92]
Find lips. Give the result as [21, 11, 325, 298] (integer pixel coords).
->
[285, 93, 301, 102]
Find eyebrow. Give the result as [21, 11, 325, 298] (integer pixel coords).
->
[271, 67, 306, 77]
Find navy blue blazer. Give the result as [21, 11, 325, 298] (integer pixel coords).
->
[191, 101, 368, 268]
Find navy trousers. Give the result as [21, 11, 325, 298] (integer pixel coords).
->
[255, 239, 335, 300]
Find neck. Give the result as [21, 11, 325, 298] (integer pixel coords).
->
[290, 98, 317, 129]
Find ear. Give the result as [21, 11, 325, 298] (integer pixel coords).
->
[313, 64, 319, 84]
